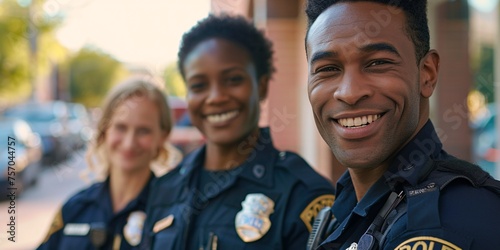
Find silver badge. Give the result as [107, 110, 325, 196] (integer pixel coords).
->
[123, 211, 146, 246]
[346, 242, 358, 250]
[235, 193, 274, 242]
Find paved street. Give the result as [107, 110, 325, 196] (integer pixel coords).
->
[0, 149, 88, 250]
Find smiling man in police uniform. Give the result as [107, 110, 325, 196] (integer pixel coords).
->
[304, 0, 500, 249]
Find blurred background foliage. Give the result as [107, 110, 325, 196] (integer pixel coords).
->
[0, 0, 186, 110]
[163, 62, 186, 97]
[0, 0, 40, 100]
[473, 45, 495, 103]
[68, 47, 128, 107]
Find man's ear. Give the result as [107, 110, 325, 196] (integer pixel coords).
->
[258, 75, 270, 101]
[420, 50, 440, 98]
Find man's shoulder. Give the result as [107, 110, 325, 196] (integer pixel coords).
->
[435, 156, 500, 202]
[398, 170, 500, 248]
[433, 156, 500, 195]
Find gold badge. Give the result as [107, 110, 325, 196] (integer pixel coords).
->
[235, 193, 275, 242]
[123, 211, 146, 246]
[395, 236, 462, 250]
[153, 214, 174, 233]
[42, 209, 64, 243]
[300, 194, 335, 232]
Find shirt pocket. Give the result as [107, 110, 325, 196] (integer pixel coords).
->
[204, 226, 247, 249]
[148, 207, 184, 250]
[151, 228, 179, 250]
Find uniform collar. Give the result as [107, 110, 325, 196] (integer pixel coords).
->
[177, 127, 277, 188]
[81, 173, 153, 214]
[384, 120, 449, 187]
[325, 175, 390, 246]
[332, 172, 391, 218]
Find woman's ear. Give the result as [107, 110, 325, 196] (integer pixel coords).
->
[258, 75, 270, 101]
[420, 50, 440, 98]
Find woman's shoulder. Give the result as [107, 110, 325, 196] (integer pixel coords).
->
[273, 151, 334, 190]
[62, 182, 106, 209]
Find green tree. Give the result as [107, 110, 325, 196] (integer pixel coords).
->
[163, 62, 186, 97]
[0, 0, 63, 104]
[69, 47, 128, 107]
[473, 45, 495, 103]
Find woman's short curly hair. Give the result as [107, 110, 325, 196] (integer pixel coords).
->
[178, 14, 275, 81]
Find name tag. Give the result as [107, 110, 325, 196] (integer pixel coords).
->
[63, 223, 90, 236]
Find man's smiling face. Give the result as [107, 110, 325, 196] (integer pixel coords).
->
[306, 2, 429, 170]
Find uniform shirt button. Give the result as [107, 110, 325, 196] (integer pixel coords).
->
[253, 164, 265, 179]
[279, 151, 286, 160]
[180, 166, 187, 175]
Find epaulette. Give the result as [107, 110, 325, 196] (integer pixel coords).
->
[435, 157, 500, 194]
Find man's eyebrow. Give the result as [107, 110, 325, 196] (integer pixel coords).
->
[309, 43, 400, 65]
[360, 43, 401, 57]
[310, 51, 338, 65]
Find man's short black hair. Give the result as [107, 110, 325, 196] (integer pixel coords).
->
[178, 14, 275, 80]
[305, 0, 430, 63]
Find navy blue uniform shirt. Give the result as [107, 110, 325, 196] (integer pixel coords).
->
[38, 174, 153, 250]
[143, 128, 335, 250]
[319, 120, 500, 250]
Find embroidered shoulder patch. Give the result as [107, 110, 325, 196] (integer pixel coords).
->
[42, 209, 64, 243]
[395, 236, 462, 250]
[300, 194, 335, 232]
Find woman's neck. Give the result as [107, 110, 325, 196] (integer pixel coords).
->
[204, 129, 260, 171]
[109, 168, 151, 213]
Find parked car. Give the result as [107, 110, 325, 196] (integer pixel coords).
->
[472, 103, 499, 176]
[167, 95, 189, 123]
[2, 101, 73, 166]
[0, 117, 43, 198]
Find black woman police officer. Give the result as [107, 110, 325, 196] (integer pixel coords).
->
[38, 78, 175, 250]
[142, 15, 335, 250]
[305, 0, 500, 249]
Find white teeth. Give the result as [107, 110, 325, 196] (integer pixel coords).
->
[338, 114, 381, 128]
[354, 117, 362, 126]
[206, 110, 239, 124]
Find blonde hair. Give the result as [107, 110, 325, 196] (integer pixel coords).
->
[84, 76, 176, 181]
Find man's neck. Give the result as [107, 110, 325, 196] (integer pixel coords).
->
[349, 165, 388, 202]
